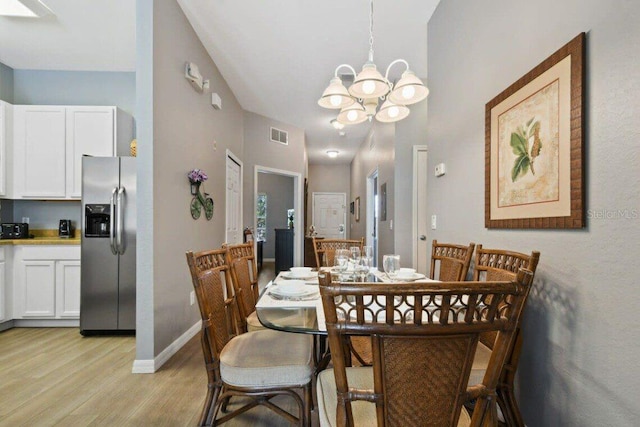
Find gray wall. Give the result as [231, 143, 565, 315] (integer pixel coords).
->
[242, 111, 307, 259]
[258, 173, 293, 258]
[0, 62, 14, 103]
[427, 1, 640, 425]
[350, 122, 396, 266]
[13, 70, 136, 116]
[307, 163, 351, 237]
[12, 201, 80, 230]
[136, 0, 244, 360]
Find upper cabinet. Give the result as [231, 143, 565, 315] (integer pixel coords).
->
[0, 101, 13, 197]
[10, 105, 132, 200]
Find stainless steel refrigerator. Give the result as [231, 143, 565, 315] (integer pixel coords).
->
[80, 156, 136, 335]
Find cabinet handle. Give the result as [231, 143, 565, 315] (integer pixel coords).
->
[109, 188, 118, 255]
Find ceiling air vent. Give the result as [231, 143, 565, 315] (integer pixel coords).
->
[270, 127, 288, 145]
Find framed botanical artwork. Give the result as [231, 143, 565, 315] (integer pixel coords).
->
[355, 197, 360, 222]
[485, 33, 585, 229]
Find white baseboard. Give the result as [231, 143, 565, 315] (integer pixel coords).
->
[131, 321, 200, 374]
[263, 258, 275, 262]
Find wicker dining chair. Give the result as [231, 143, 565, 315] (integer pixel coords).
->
[470, 245, 540, 427]
[316, 269, 534, 427]
[224, 242, 262, 332]
[430, 240, 476, 281]
[186, 249, 314, 426]
[313, 237, 365, 268]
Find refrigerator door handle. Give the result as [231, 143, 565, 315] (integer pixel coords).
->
[109, 187, 118, 255]
[116, 187, 126, 254]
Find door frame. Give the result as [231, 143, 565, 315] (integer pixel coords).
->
[254, 165, 303, 267]
[311, 192, 347, 239]
[412, 145, 428, 271]
[225, 150, 243, 244]
[367, 167, 378, 267]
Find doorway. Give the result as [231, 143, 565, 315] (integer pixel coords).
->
[366, 168, 378, 267]
[412, 145, 428, 274]
[254, 166, 303, 266]
[312, 192, 346, 239]
[225, 150, 243, 244]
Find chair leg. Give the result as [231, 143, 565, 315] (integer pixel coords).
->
[303, 383, 312, 427]
[202, 383, 222, 427]
[497, 328, 525, 427]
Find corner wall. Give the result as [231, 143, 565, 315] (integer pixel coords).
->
[136, 0, 244, 365]
[427, 1, 640, 425]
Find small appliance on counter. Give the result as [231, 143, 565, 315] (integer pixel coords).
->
[58, 219, 74, 238]
[1, 223, 29, 239]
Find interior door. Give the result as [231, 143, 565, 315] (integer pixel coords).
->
[226, 154, 242, 244]
[312, 192, 346, 238]
[414, 146, 429, 274]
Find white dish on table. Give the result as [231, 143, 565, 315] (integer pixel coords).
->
[269, 280, 318, 298]
[281, 271, 318, 280]
[392, 272, 427, 282]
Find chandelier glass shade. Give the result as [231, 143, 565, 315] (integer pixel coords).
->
[317, 0, 428, 125]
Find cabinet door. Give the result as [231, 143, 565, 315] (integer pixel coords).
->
[66, 107, 115, 198]
[14, 106, 67, 198]
[0, 101, 11, 197]
[20, 260, 56, 317]
[0, 261, 5, 322]
[56, 260, 81, 318]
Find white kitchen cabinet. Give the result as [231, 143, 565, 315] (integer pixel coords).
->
[13, 105, 67, 198]
[0, 101, 13, 196]
[66, 107, 117, 198]
[11, 105, 131, 200]
[0, 247, 6, 322]
[13, 245, 81, 320]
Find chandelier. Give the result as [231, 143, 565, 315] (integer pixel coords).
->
[317, 0, 429, 124]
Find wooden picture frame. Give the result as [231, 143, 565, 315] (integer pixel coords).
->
[485, 32, 585, 229]
[380, 183, 387, 221]
[355, 197, 360, 222]
[350, 201, 355, 215]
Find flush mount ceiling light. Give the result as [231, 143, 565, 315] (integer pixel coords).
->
[0, 0, 53, 17]
[317, 0, 429, 125]
[326, 150, 339, 158]
[330, 119, 345, 130]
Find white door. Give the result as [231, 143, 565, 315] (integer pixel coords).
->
[226, 153, 242, 244]
[66, 107, 115, 198]
[312, 192, 346, 238]
[413, 146, 429, 274]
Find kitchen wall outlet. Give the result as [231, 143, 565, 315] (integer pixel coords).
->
[431, 215, 437, 230]
[190, 291, 195, 306]
[389, 219, 393, 230]
[435, 163, 446, 177]
[212, 140, 217, 150]
[21, 217, 29, 224]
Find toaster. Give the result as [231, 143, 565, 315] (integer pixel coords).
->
[1, 223, 29, 239]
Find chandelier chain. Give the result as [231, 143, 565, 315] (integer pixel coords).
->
[368, 0, 374, 61]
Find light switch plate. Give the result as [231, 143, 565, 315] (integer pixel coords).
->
[190, 291, 195, 306]
[435, 163, 446, 177]
[431, 215, 437, 230]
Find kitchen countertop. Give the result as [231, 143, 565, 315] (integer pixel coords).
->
[0, 229, 81, 246]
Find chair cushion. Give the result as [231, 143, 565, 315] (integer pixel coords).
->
[220, 329, 313, 388]
[317, 367, 471, 427]
[246, 311, 264, 332]
[468, 342, 492, 386]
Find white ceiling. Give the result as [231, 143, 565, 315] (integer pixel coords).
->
[0, 0, 440, 164]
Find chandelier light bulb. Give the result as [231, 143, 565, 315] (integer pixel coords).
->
[362, 80, 376, 95]
[388, 106, 399, 118]
[347, 110, 358, 122]
[330, 95, 342, 107]
[401, 85, 416, 100]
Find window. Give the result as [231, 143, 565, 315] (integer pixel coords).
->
[256, 193, 267, 241]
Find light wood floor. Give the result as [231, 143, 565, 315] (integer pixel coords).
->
[0, 265, 320, 426]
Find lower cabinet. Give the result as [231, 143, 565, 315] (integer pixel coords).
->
[13, 246, 81, 320]
[0, 247, 6, 322]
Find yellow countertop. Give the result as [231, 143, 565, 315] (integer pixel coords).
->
[0, 229, 81, 246]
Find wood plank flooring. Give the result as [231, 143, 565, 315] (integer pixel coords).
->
[0, 263, 319, 427]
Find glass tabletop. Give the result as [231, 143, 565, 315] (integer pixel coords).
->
[256, 271, 385, 335]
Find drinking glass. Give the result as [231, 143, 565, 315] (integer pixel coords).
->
[355, 254, 370, 281]
[382, 254, 400, 280]
[349, 247, 361, 270]
[334, 249, 350, 278]
[362, 246, 374, 271]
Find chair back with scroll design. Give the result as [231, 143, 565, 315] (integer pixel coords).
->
[224, 242, 260, 332]
[430, 240, 476, 281]
[186, 249, 242, 426]
[472, 245, 540, 427]
[318, 269, 534, 427]
[313, 237, 365, 268]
